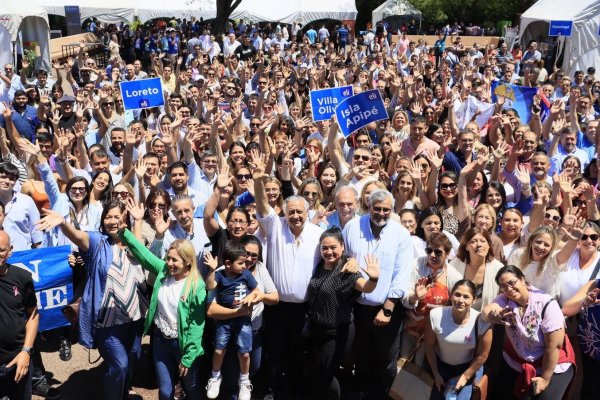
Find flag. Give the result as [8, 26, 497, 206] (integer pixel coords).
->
[454, 96, 496, 129]
[491, 81, 538, 123]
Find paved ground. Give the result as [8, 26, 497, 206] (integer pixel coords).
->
[34, 332, 157, 400]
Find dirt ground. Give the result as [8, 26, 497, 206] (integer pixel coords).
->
[34, 333, 157, 400]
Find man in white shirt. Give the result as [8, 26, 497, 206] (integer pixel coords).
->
[254, 157, 323, 397]
[223, 33, 241, 58]
[343, 189, 413, 398]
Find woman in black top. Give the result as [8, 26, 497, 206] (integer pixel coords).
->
[306, 228, 380, 400]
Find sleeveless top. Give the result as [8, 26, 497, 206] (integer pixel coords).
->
[30, 181, 50, 212]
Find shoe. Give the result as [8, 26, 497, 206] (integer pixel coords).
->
[206, 376, 222, 399]
[59, 337, 72, 361]
[238, 380, 253, 400]
[32, 381, 61, 399]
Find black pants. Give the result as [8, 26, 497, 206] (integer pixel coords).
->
[0, 358, 32, 399]
[494, 361, 574, 400]
[308, 322, 350, 400]
[353, 303, 404, 399]
[581, 352, 600, 400]
[264, 301, 308, 396]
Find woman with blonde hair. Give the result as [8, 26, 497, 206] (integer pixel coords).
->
[392, 170, 421, 212]
[508, 225, 574, 299]
[122, 204, 206, 400]
[299, 177, 325, 213]
[390, 110, 410, 140]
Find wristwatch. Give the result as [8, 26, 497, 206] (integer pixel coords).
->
[22, 346, 33, 355]
[382, 307, 393, 317]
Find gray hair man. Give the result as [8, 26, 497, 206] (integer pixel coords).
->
[342, 189, 413, 397]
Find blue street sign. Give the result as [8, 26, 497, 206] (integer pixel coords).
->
[119, 77, 165, 111]
[309, 85, 354, 122]
[335, 89, 388, 137]
[549, 21, 573, 37]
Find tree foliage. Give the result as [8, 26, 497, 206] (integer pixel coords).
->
[215, 0, 243, 34]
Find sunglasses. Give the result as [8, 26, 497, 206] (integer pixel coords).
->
[112, 191, 130, 198]
[69, 187, 86, 194]
[425, 247, 444, 257]
[544, 213, 561, 222]
[236, 174, 251, 181]
[150, 203, 167, 210]
[581, 234, 599, 241]
[303, 191, 318, 197]
[353, 155, 370, 161]
[246, 251, 259, 258]
[440, 183, 457, 190]
[372, 206, 391, 214]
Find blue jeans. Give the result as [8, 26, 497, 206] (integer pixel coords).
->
[215, 319, 252, 353]
[95, 320, 143, 400]
[153, 330, 202, 400]
[430, 356, 483, 400]
[219, 328, 263, 399]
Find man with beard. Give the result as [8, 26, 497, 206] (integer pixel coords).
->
[343, 189, 413, 399]
[107, 127, 126, 166]
[401, 116, 439, 158]
[164, 161, 206, 210]
[253, 152, 323, 398]
[0, 90, 40, 143]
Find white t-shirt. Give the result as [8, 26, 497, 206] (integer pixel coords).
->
[155, 275, 187, 338]
[559, 250, 600, 305]
[509, 248, 564, 299]
[429, 306, 490, 365]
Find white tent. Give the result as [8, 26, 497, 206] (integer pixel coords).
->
[520, 0, 600, 76]
[34, 0, 135, 24]
[230, 0, 358, 25]
[371, 0, 422, 29]
[135, 0, 216, 23]
[0, 0, 51, 72]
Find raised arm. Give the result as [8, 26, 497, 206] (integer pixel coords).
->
[203, 165, 231, 238]
[249, 148, 270, 217]
[36, 209, 90, 252]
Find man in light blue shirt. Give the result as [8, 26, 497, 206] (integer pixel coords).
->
[343, 189, 413, 398]
[0, 162, 43, 251]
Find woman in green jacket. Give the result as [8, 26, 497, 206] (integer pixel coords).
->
[118, 205, 206, 400]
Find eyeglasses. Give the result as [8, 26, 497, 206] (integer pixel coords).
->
[499, 279, 520, 291]
[258, 81, 268, 85]
[229, 219, 248, 226]
[440, 183, 457, 190]
[581, 234, 600, 241]
[246, 251, 259, 258]
[236, 174, 251, 181]
[303, 191, 318, 198]
[544, 213, 561, 222]
[226, 86, 236, 90]
[250, 123, 260, 127]
[353, 155, 370, 161]
[372, 206, 392, 214]
[103, 102, 114, 106]
[69, 187, 86, 194]
[202, 159, 217, 165]
[150, 203, 167, 210]
[425, 247, 444, 257]
[112, 190, 130, 198]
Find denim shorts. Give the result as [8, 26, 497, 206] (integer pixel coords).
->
[215, 319, 252, 353]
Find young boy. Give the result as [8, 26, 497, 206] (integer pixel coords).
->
[204, 241, 262, 400]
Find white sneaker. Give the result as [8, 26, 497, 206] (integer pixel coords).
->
[206, 376, 222, 399]
[238, 380, 253, 400]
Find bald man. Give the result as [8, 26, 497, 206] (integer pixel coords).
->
[0, 230, 39, 399]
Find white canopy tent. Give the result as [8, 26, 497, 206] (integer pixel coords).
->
[135, 0, 216, 23]
[371, 0, 422, 30]
[230, 0, 358, 25]
[520, 0, 600, 76]
[33, 0, 135, 24]
[0, 0, 51, 72]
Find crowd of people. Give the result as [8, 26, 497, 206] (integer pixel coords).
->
[1, 14, 600, 400]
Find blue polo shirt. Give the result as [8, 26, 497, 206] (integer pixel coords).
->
[0, 106, 39, 142]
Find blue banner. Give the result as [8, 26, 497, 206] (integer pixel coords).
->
[334, 89, 388, 137]
[119, 77, 165, 111]
[309, 85, 354, 122]
[491, 82, 538, 123]
[549, 21, 573, 37]
[10, 246, 73, 332]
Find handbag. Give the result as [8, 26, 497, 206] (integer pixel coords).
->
[389, 336, 433, 400]
[471, 314, 488, 400]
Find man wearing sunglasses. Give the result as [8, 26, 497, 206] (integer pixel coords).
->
[343, 189, 413, 399]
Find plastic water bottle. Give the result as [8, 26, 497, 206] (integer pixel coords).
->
[445, 377, 458, 400]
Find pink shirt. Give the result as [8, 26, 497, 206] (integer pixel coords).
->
[493, 287, 571, 374]
[401, 137, 440, 158]
[396, 37, 410, 55]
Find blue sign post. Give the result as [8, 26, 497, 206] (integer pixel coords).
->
[334, 89, 388, 137]
[309, 85, 354, 122]
[119, 78, 165, 111]
[10, 246, 73, 332]
[549, 21, 573, 37]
